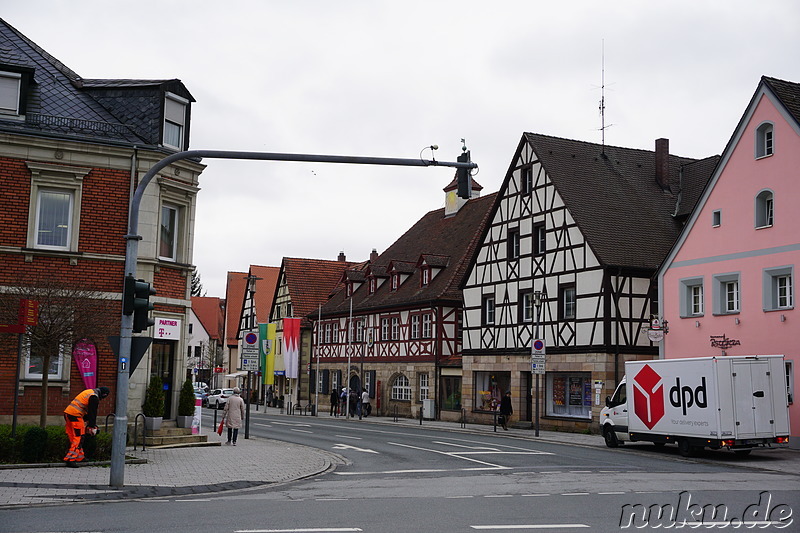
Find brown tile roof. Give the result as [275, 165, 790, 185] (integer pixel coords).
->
[224, 271, 247, 347]
[320, 192, 497, 316]
[191, 296, 225, 342]
[282, 257, 361, 326]
[248, 265, 280, 324]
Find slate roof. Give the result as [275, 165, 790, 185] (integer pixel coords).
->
[280, 258, 361, 327]
[521, 133, 719, 271]
[763, 76, 800, 124]
[320, 192, 497, 317]
[0, 18, 192, 147]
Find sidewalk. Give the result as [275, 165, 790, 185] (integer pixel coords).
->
[0, 408, 796, 508]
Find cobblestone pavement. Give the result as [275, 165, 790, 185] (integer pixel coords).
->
[1, 409, 796, 508]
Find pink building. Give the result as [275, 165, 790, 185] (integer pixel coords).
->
[658, 76, 799, 446]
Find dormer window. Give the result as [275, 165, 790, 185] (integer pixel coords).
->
[755, 122, 774, 158]
[346, 281, 353, 297]
[0, 71, 22, 115]
[421, 267, 430, 286]
[369, 277, 376, 294]
[164, 93, 188, 150]
[391, 273, 400, 291]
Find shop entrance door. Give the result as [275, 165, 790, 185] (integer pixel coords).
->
[151, 340, 176, 418]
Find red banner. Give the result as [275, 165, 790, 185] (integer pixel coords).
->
[73, 339, 97, 390]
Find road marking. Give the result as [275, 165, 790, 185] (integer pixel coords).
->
[598, 491, 625, 495]
[334, 434, 362, 440]
[446, 495, 474, 499]
[178, 498, 213, 501]
[387, 441, 508, 469]
[336, 468, 446, 475]
[331, 444, 379, 454]
[485, 494, 514, 498]
[522, 494, 550, 497]
[253, 423, 272, 427]
[471, 525, 589, 530]
[236, 529, 362, 532]
[433, 441, 498, 450]
[271, 421, 312, 427]
[291, 429, 313, 434]
[561, 492, 589, 496]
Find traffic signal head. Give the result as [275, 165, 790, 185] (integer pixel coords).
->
[456, 150, 471, 199]
[123, 274, 156, 333]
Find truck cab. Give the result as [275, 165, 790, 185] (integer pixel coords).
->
[600, 378, 628, 447]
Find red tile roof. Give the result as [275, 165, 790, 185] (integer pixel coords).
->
[224, 271, 247, 347]
[191, 296, 224, 341]
[282, 257, 361, 327]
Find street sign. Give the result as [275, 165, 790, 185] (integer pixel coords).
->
[242, 330, 259, 355]
[531, 338, 545, 375]
[241, 358, 258, 371]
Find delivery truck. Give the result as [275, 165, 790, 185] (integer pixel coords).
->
[600, 355, 790, 456]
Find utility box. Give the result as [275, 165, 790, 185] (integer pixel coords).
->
[422, 398, 435, 419]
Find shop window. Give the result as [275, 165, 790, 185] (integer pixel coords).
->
[474, 371, 510, 411]
[546, 372, 592, 419]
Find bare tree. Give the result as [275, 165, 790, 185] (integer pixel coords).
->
[1, 272, 118, 427]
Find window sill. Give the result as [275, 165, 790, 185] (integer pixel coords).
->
[755, 224, 774, 230]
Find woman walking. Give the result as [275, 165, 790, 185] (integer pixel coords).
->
[223, 387, 246, 445]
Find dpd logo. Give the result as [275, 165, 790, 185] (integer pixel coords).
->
[632, 364, 665, 429]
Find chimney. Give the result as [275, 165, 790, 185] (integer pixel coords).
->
[655, 138, 669, 190]
[370, 248, 378, 263]
[337, 251, 346, 262]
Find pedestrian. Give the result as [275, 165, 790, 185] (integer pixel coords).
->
[266, 386, 274, 408]
[63, 386, 110, 467]
[349, 389, 358, 417]
[361, 388, 371, 417]
[499, 391, 512, 430]
[330, 388, 339, 416]
[223, 387, 246, 445]
[340, 387, 348, 416]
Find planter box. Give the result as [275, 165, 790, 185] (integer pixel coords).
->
[144, 416, 163, 431]
[176, 415, 193, 428]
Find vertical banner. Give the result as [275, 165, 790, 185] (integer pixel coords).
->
[191, 397, 202, 434]
[263, 323, 276, 385]
[72, 340, 97, 390]
[283, 317, 301, 379]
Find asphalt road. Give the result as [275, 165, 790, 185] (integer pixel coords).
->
[3, 409, 797, 532]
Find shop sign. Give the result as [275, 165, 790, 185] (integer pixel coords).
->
[155, 317, 181, 339]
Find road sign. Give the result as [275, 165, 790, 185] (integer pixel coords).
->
[531, 338, 546, 374]
[241, 358, 259, 371]
[242, 330, 259, 355]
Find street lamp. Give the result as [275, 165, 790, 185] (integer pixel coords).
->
[533, 290, 543, 438]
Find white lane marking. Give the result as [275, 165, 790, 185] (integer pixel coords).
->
[236, 529, 362, 532]
[598, 491, 625, 495]
[254, 423, 272, 427]
[432, 441, 498, 450]
[485, 494, 514, 498]
[271, 421, 312, 427]
[522, 494, 550, 497]
[446, 495, 475, 499]
[331, 443, 379, 454]
[178, 498, 213, 501]
[334, 434, 362, 440]
[561, 492, 589, 496]
[291, 429, 313, 434]
[471, 525, 589, 530]
[336, 468, 446, 475]
[387, 441, 508, 469]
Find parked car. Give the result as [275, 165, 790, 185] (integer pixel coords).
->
[207, 388, 235, 409]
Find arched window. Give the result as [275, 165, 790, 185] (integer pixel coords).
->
[391, 374, 411, 400]
[755, 189, 774, 228]
[756, 122, 774, 158]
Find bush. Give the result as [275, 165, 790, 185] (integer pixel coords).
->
[178, 378, 196, 416]
[21, 426, 48, 463]
[142, 376, 165, 417]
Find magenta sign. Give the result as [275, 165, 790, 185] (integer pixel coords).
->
[73, 340, 97, 390]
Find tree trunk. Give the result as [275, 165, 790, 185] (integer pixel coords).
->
[39, 351, 50, 428]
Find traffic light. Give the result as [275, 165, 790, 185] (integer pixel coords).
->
[456, 150, 471, 199]
[123, 274, 156, 333]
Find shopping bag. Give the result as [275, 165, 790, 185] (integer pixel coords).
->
[498, 415, 505, 426]
[217, 418, 225, 436]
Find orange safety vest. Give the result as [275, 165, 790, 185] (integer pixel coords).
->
[64, 388, 98, 418]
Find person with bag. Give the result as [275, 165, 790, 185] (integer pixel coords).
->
[329, 389, 339, 417]
[499, 391, 513, 430]
[63, 387, 110, 467]
[223, 387, 245, 445]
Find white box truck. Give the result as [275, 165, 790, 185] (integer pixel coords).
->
[599, 355, 790, 456]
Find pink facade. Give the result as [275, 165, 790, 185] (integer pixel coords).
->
[659, 77, 799, 446]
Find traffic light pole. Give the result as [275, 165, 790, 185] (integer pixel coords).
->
[110, 148, 476, 487]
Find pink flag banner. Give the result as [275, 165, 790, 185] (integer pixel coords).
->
[282, 318, 301, 379]
[73, 340, 97, 390]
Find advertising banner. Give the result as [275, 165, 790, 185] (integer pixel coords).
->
[72, 340, 97, 390]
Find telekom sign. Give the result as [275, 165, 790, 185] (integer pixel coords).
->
[155, 317, 181, 339]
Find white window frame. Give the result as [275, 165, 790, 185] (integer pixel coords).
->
[508, 228, 520, 260]
[534, 223, 546, 255]
[421, 267, 430, 286]
[483, 295, 495, 325]
[163, 92, 188, 150]
[410, 315, 420, 339]
[679, 277, 705, 317]
[713, 272, 740, 315]
[391, 317, 400, 340]
[355, 320, 364, 343]
[520, 290, 534, 322]
[755, 122, 774, 159]
[712, 210, 721, 227]
[391, 374, 411, 401]
[26, 163, 89, 252]
[159, 203, 179, 261]
[419, 373, 430, 401]
[0, 71, 21, 115]
[381, 317, 390, 341]
[521, 167, 533, 194]
[755, 189, 774, 229]
[763, 266, 794, 311]
[561, 285, 576, 320]
[22, 335, 70, 382]
[422, 313, 432, 338]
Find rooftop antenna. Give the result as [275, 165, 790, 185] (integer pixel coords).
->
[598, 39, 613, 155]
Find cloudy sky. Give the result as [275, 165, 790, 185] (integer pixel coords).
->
[6, 1, 799, 297]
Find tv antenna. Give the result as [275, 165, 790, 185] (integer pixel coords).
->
[598, 40, 613, 154]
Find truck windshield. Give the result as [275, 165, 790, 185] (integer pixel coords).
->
[609, 383, 626, 407]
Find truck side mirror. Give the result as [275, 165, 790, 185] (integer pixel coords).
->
[605, 396, 612, 407]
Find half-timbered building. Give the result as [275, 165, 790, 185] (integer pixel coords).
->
[312, 180, 495, 421]
[462, 133, 719, 431]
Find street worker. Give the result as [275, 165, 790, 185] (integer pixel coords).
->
[63, 386, 110, 467]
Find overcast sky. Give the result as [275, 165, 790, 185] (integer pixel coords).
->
[6, 1, 799, 297]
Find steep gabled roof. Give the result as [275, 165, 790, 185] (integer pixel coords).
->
[320, 192, 497, 316]
[191, 296, 225, 342]
[281, 257, 360, 326]
[521, 133, 718, 270]
[763, 76, 800, 124]
[249, 265, 280, 323]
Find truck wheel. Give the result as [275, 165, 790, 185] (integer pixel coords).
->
[678, 439, 698, 457]
[603, 426, 620, 448]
